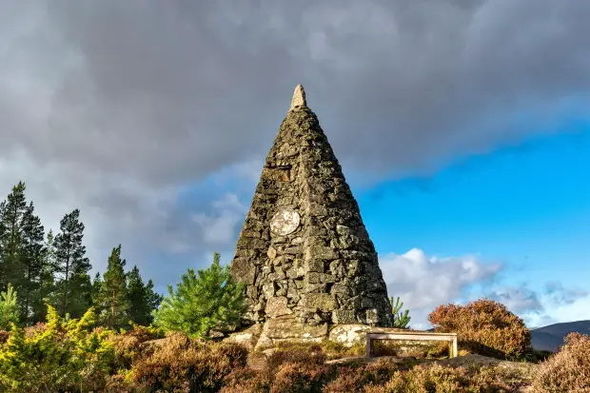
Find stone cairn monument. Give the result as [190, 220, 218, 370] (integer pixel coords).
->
[231, 85, 392, 346]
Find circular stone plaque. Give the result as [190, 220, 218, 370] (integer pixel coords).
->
[270, 209, 300, 236]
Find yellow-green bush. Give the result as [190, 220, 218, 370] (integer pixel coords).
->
[0, 306, 115, 393]
[531, 332, 590, 393]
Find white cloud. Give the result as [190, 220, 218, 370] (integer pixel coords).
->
[379, 248, 501, 328]
[489, 286, 543, 314]
[193, 193, 247, 246]
[380, 248, 590, 329]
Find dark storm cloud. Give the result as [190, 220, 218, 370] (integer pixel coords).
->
[1, 0, 589, 284]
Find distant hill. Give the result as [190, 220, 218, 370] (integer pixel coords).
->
[531, 320, 590, 352]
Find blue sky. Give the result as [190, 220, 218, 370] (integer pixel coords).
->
[361, 126, 590, 284]
[355, 124, 590, 326]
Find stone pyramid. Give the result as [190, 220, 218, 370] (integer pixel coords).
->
[231, 85, 392, 342]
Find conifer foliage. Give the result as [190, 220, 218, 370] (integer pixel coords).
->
[0, 182, 47, 323]
[0, 284, 19, 329]
[153, 253, 246, 338]
[0, 182, 159, 327]
[127, 265, 162, 326]
[96, 245, 130, 328]
[93, 246, 162, 328]
[53, 209, 92, 318]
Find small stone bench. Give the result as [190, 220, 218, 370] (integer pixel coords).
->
[365, 330, 458, 358]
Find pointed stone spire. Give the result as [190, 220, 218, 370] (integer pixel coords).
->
[231, 86, 392, 347]
[289, 84, 307, 110]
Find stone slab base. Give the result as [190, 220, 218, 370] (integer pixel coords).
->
[225, 321, 387, 351]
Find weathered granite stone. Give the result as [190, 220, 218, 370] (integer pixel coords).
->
[302, 293, 337, 312]
[231, 85, 392, 338]
[328, 324, 372, 347]
[224, 324, 263, 351]
[265, 296, 292, 317]
[289, 84, 307, 110]
[255, 316, 328, 349]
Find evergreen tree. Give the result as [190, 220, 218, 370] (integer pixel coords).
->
[153, 253, 245, 338]
[96, 245, 129, 328]
[32, 230, 57, 322]
[0, 284, 19, 329]
[53, 209, 92, 318]
[0, 182, 27, 292]
[19, 202, 46, 323]
[91, 272, 103, 312]
[126, 265, 162, 326]
[0, 182, 46, 323]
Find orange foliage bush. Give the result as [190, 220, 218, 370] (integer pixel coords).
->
[531, 333, 590, 393]
[428, 299, 530, 358]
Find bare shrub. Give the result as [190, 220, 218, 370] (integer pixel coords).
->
[531, 332, 590, 393]
[428, 299, 530, 358]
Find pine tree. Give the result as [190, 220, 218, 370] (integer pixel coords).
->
[97, 245, 130, 328]
[153, 253, 245, 338]
[32, 230, 57, 322]
[0, 182, 27, 292]
[91, 272, 103, 312]
[53, 209, 92, 318]
[0, 183, 46, 323]
[126, 265, 162, 326]
[390, 296, 411, 328]
[0, 284, 19, 329]
[19, 202, 46, 323]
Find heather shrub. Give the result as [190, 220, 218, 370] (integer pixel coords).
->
[129, 333, 249, 393]
[0, 305, 116, 393]
[110, 324, 164, 368]
[220, 367, 269, 393]
[266, 342, 327, 373]
[265, 343, 331, 393]
[223, 342, 331, 393]
[271, 361, 331, 393]
[531, 332, 590, 393]
[428, 299, 530, 358]
[324, 358, 401, 393]
[363, 364, 526, 393]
